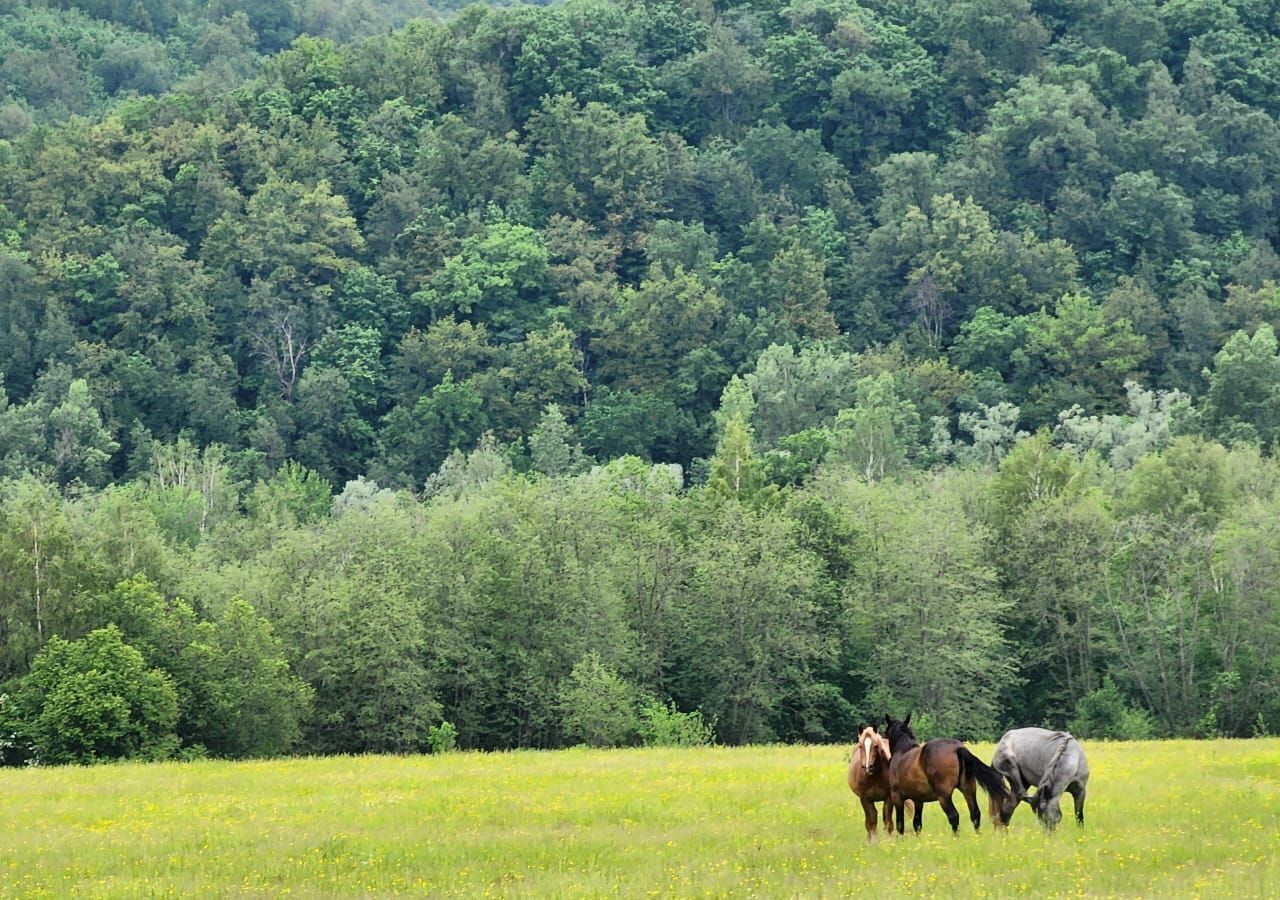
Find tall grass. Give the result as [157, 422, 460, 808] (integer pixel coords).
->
[2, 740, 1277, 897]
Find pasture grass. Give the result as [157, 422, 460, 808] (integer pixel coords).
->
[1, 739, 1277, 897]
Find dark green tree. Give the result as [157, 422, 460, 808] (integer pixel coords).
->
[5, 625, 178, 764]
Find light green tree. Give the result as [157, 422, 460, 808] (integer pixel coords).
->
[1201, 325, 1280, 448]
[558, 651, 638, 747]
[831, 373, 920, 482]
[0, 477, 80, 674]
[706, 415, 770, 504]
[738, 343, 858, 449]
[48, 379, 119, 488]
[670, 504, 830, 744]
[1056, 380, 1191, 468]
[529, 405, 586, 477]
[837, 477, 1015, 738]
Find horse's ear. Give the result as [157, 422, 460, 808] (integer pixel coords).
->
[904, 712, 912, 726]
[884, 713, 892, 726]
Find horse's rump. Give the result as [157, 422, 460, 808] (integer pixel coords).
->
[891, 743, 940, 800]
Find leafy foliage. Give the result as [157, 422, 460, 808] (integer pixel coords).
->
[637, 698, 715, 748]
[4, 625, 178, 764]
[2, 0, 1280, 761]
[1069, 677, 1158, 740]
[558, 651, 638, 748]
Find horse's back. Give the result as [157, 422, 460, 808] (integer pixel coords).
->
[997, 726, 1067, 750]
[920, 738, 965, 763]
[888, 744, 933, 800]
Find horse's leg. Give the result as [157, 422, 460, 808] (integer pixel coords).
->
[911, 799, 923, 834]
[892, 792, 906, 836]
[1068, 782, 1085, 827]
[882, 800, 895, 835]
[937, 791, 962, 834]
[960, 779, 982, 831]
[860, 796, 878, 840]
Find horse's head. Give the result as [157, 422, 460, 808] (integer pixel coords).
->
[1030, 790, 1064, 829]
[999, 786, 1024, 825]
[855, 724, 891, 774]
[883, 713, 916, 753]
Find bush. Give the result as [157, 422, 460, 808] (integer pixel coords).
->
[1069, 677, 1157, 740]
[1196, 670, 1242, 738]
[558, 652, 638, 748]
[637, 698, 715, 747]
[427, 721, 458, 754]
[0, 692, 24, 766]
[7, 625, 179, 765]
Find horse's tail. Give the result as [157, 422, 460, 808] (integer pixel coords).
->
[956, 746, 1010, 804]
[1037, 732, 1074, 794]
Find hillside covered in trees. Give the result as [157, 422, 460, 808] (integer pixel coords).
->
[2, 0, 1280, 762]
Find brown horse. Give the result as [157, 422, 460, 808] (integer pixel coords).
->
[846, 724, 915, 839]
[884, 714, 1011, 835]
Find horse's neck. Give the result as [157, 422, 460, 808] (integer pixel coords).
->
[891, 736, 919, 756]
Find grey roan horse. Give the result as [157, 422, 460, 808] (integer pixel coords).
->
[990, 727, 1089, 829]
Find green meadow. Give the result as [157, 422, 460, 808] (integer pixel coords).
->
[2, 740, 1277, 898]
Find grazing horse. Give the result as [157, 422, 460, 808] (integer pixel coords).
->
[991, 727, 1089, 829]
[884, 714, 1011, 835]
[846, 725, 915, 840]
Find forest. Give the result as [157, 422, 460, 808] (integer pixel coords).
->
[2, 0, 1280, 762]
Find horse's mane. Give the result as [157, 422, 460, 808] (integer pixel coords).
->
[884, 718, 917, 754]
[855, 725, 892, 762]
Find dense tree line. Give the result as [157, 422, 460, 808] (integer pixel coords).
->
[2, 427, 1278, 763]
[3, 0, 1280, 761]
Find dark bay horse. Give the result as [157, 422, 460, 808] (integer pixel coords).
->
[991, 727, 1089, 829]
[846, 724, 915, 840]
[884, 714, 1011, 835]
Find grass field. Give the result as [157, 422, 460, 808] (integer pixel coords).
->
[1, 740, 1278, 898]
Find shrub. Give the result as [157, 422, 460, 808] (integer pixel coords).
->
[8, 625, 179, 765]
[427, 721, 458, 753]
[1069, 677, 1157, 740]
[1196, 670, 1242, 738]
[558, 652, 638, 748]
[637, 698, 715, 747]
